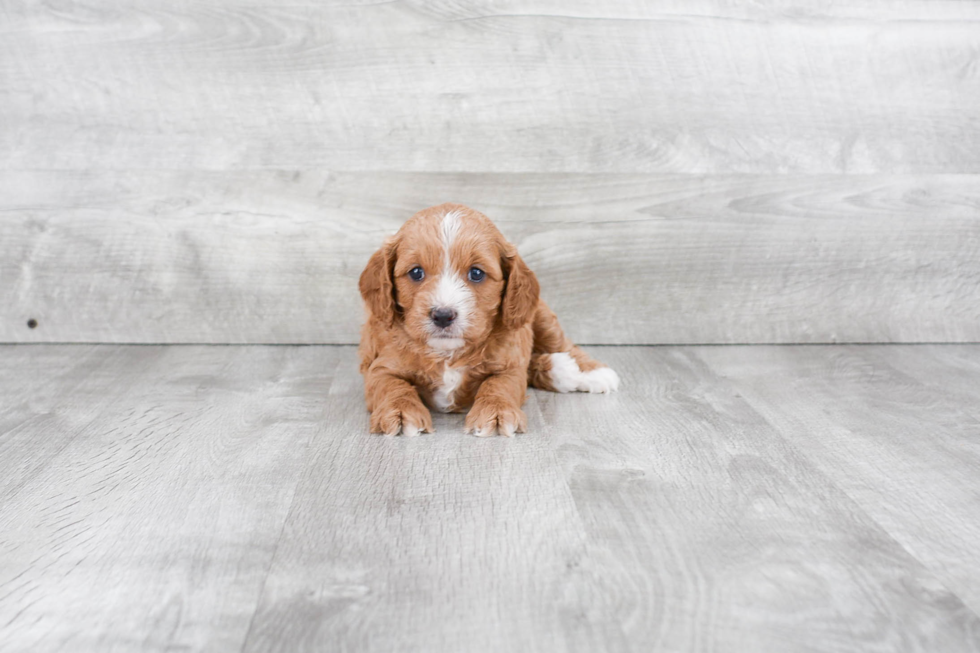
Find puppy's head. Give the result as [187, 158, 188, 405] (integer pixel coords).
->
[359, 203, 539, 352]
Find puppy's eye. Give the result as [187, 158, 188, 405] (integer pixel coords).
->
[408, 266, 425, 282]
[467, 267, 485, 283]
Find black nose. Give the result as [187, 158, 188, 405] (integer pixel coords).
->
[430, 308, 457, 329]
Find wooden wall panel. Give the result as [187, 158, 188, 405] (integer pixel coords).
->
[2, 171, 978, 344]
[1, 1, 979, 173]
[2, 1, 978, 343]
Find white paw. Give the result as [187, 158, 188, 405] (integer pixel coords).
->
[580, 366, 620, 393]
[548, 352, 620, 394]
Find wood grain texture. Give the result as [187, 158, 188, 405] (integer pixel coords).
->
[243, 346, 980, 652]
[2, 171, 978, 344]
[0, 345, 338, 652]
[241, 355, 590, 653]
[2, 344, 980, 652]
[1, 345, 148, 500]
[532, 347, 980, 652]
[2, 0, 980, 173]
[695, 344, 980, 615]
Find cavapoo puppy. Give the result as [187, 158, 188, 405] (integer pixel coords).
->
[358, 203, 620, 437]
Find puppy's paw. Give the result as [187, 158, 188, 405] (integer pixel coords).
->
[370, 397, 433, 437]
[549, 353, 621, 394]
[465, 399, 527, 438]
[580, 366, 620, 394]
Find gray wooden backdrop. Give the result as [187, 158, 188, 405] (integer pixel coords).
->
[2, 0, 979, 344]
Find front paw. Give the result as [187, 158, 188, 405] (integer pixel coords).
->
[370, 397, 433, 437]
[465, 399, 527, 438]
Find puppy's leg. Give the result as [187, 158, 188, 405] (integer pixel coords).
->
[465, 370, 528, 438]
[528, 300, 621, 394]
[364, 365, 433, 437]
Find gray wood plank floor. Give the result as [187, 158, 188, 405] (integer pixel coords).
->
[1, 345, 978, 652]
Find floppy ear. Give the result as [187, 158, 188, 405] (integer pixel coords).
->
[358, 238, 398, 326]
[500, 250, 540, 329]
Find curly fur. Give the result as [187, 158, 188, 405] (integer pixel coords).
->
[358, 203, 619, 437]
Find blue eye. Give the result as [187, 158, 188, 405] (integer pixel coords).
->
[408, 267, 424, 282]
[468, 267, 485, 283]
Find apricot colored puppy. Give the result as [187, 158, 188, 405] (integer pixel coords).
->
[358, 203, 619, 437]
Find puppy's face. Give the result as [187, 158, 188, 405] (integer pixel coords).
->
[360, 204, 539, 353]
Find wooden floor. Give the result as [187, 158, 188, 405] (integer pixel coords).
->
[1, 344, 979, 652]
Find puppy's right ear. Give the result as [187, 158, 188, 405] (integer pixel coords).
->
[359, 238, 398, 327]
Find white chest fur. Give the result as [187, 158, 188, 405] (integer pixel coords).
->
[432, 364, 466, 413]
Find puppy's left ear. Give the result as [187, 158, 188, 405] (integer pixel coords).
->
[500, 249, 540, 329]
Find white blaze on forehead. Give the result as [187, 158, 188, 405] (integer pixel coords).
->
[429, 210, 474, 333]
[441, 209, 463, 253]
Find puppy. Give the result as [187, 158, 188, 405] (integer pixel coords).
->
[358, 203, 620, 437]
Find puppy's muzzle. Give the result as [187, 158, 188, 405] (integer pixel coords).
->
[430, 308, 457, 329]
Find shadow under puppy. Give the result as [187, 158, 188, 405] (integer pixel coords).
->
[358, 203, 620, 437]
